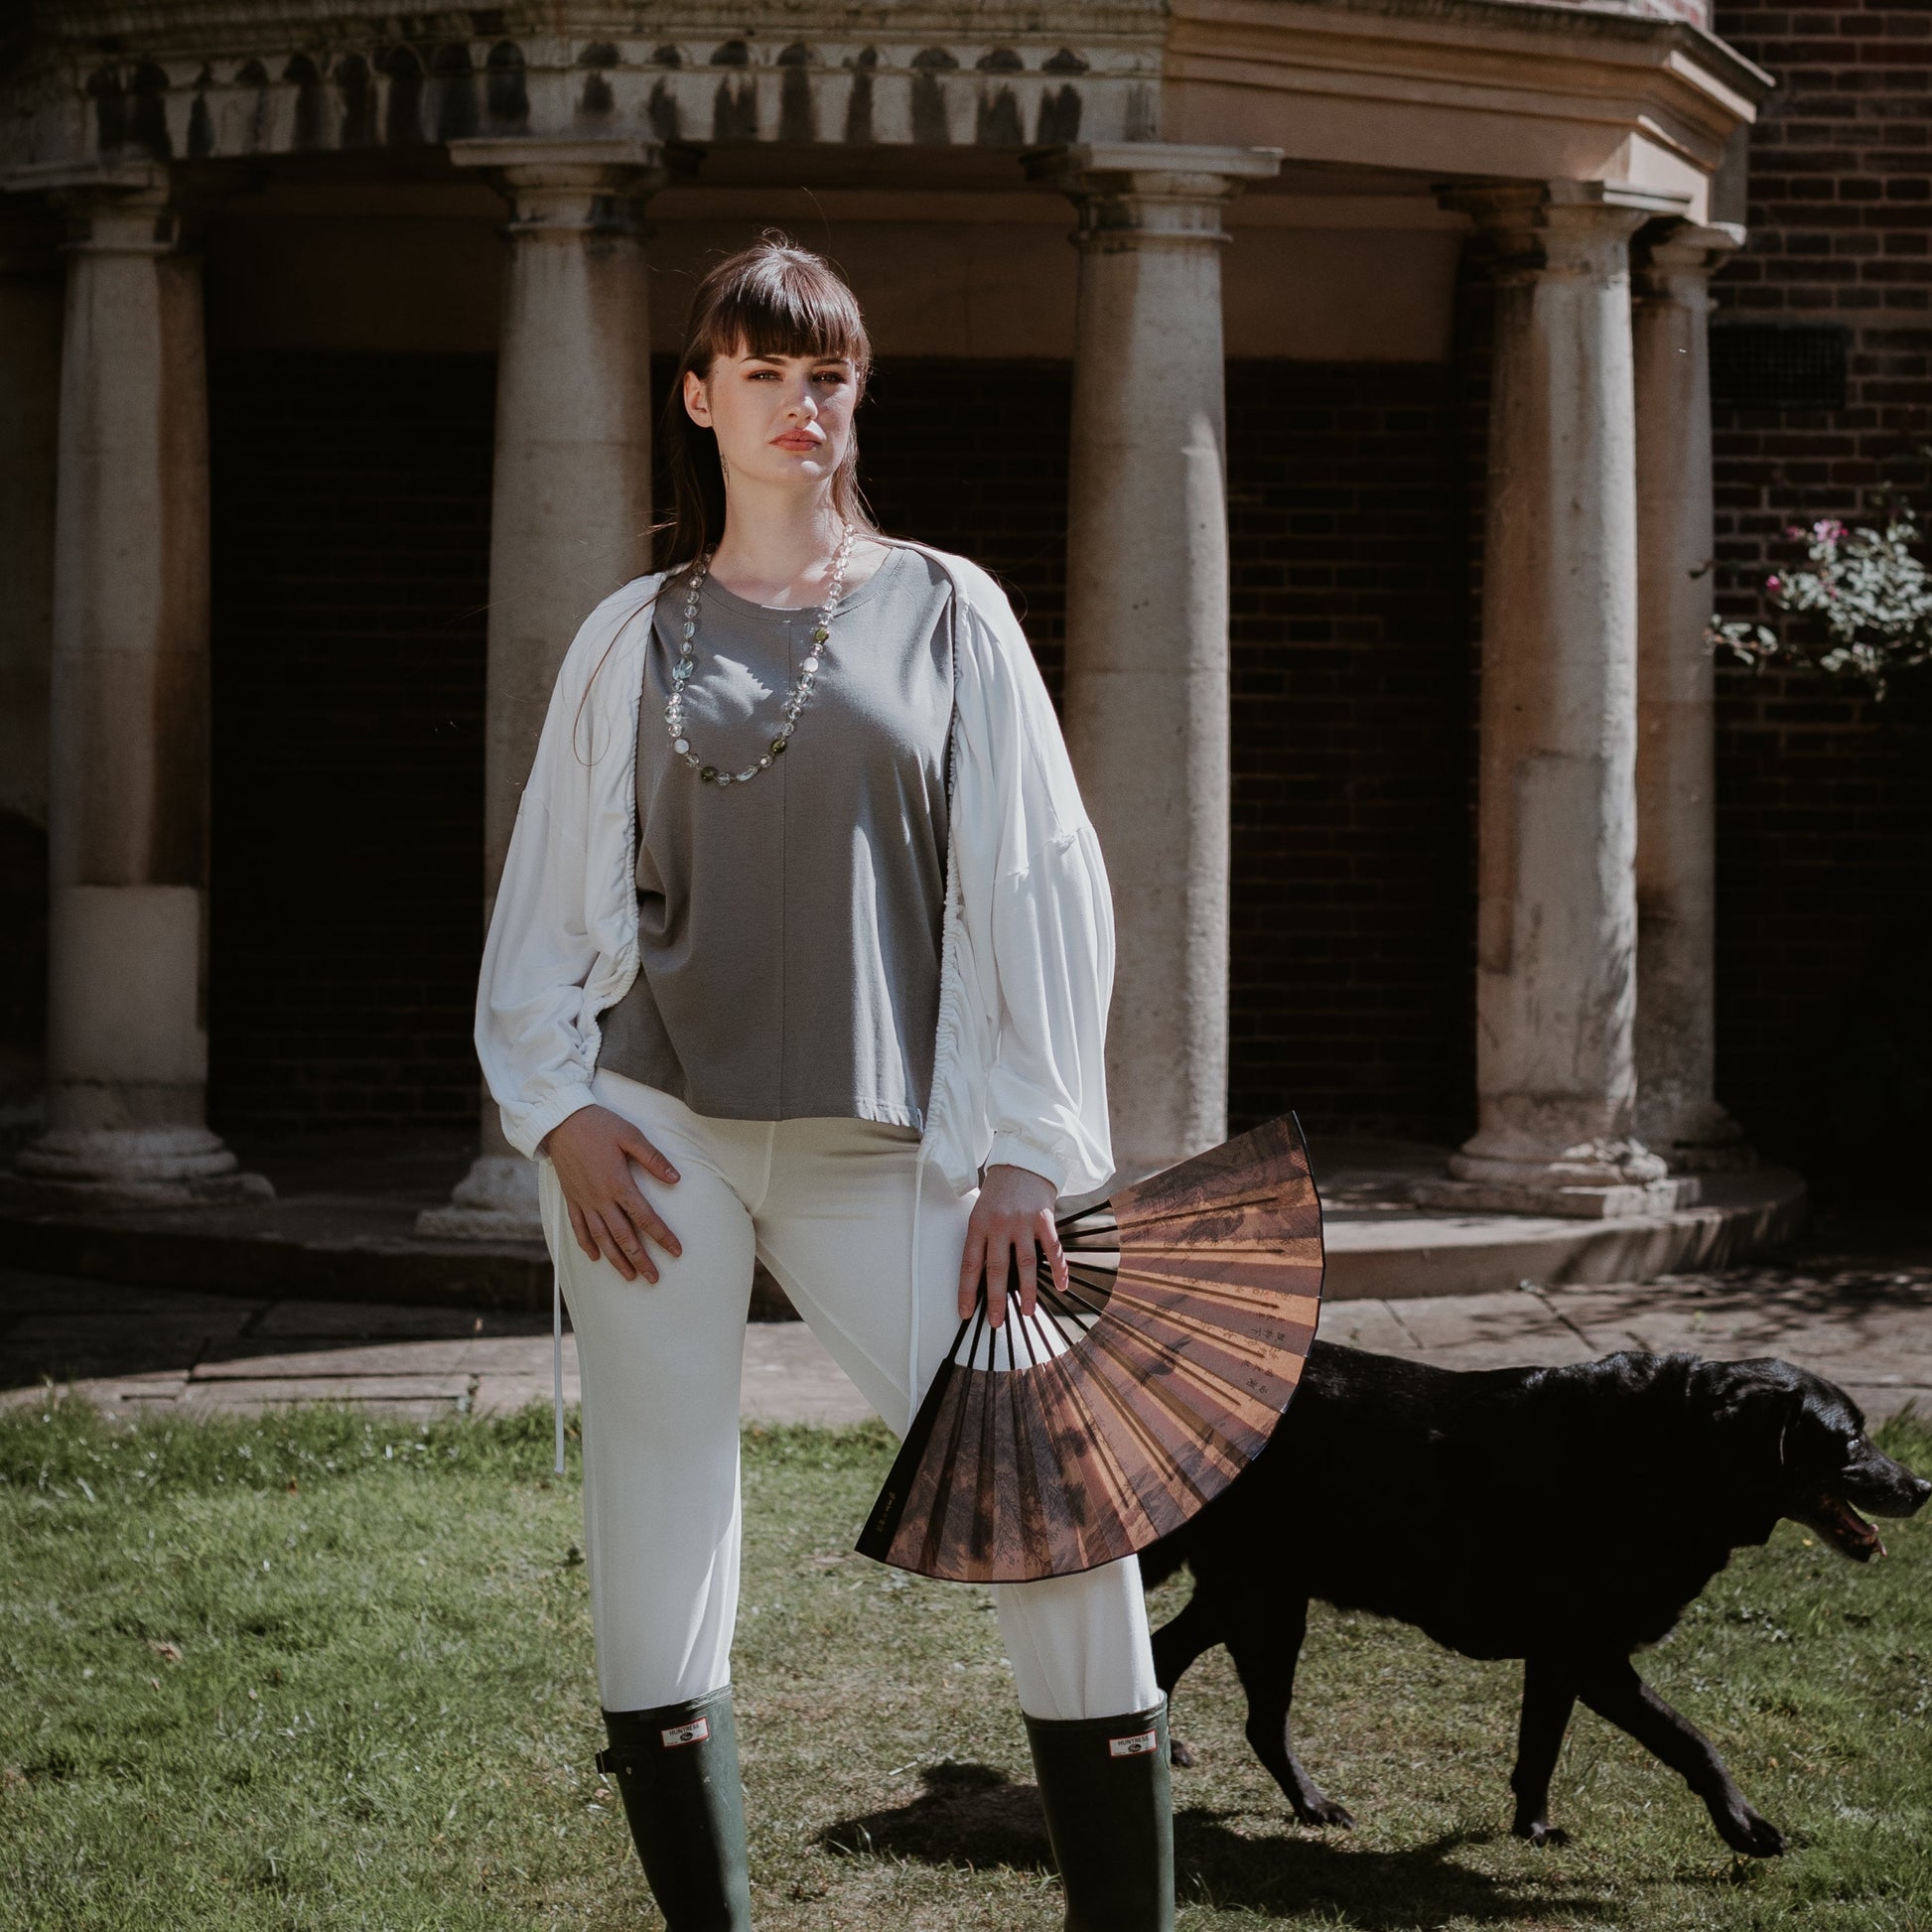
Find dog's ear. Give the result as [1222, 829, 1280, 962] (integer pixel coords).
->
[1696, 1360, 1804, 1536]
[1705, 1361, 1803, 1443]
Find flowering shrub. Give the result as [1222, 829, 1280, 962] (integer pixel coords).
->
[1706, 499, 1932, 699]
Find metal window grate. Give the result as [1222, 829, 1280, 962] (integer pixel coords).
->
[1710, 322, 1849, 412]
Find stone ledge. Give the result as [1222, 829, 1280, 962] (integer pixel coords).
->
[0, 1170, 275, 1212]
[1408, 1172, 1700, 1219]
[0, 1142, 1805, 1310]
[1324, 1163, 1808, 1300]
[0, 1196, 797, 1317]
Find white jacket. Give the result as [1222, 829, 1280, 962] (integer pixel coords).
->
[474, 535, 1118, 1206]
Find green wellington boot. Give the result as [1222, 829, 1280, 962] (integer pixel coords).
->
[1024, 1700, 1176, 1932]
[598, 1686, 753, 1930]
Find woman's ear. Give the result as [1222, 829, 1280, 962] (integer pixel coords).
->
[683, 365, 712, 428]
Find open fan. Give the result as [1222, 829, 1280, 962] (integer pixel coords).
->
[858, 1112, 1324, 1584]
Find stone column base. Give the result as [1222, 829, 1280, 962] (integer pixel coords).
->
[10, 1125, 273, 1208]
[1646, 1106, 1757, 1174]
[1414, 1134, 1702, 1218]
[1409, 1173, 1700, 1219]
[416, 1153, 543, 1241]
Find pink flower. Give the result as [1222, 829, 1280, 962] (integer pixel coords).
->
[1784, 524, 1806, 540]
[1765, 574, 1783, 592]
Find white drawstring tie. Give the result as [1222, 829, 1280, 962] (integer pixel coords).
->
[553, 1262, 566, 1475]
[906, 1137, 931, 1436]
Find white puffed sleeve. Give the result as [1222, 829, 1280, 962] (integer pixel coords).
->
[474, 589, 646, 1159]
[951, 570, 1117, 1199]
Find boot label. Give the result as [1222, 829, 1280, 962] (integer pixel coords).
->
[660, 1718, 711, 1747]
[1109, 1729, 1158, 1757]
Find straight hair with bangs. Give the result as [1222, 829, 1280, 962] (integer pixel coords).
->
[655, 230, 881, 573]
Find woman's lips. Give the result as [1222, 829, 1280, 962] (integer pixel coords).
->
[773, 435, 820, 452]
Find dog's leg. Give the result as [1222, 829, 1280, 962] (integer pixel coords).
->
[1577, 1658, 1784, 1857]
[1224, 1596, 1355, 1829]
[1509, 1656, 1578, 1847]
[1150, 1587, 1224, 1767]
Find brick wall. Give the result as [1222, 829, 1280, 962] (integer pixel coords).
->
[1224, 361, 1475, 1143]
[853, 357, 1073, 702]
[207, 352, 493, 1136]
[850, 357, 1474, 1144]
[196, 352, 1467, 1145]
[1709, 0, 1932, 1198]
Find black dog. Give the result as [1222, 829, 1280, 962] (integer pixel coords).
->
[1139, 1342, 1928, 1856]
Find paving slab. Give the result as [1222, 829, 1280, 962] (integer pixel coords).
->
[1309, 1301, 1417, 1355]
[198, 1334, 591, 1382]
[4, 1226, 1929, 1426]
[742, 1324, 875, 1426]
[182, 1375, 473, 1412]
[1362, 1289, 1570, 1352]
[472, 1373, 579, 1417]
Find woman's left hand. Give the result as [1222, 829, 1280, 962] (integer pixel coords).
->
[959, 1164, 1068, 1329]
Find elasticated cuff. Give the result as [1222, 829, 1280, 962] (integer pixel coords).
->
[983, 1132, 1068, 1196]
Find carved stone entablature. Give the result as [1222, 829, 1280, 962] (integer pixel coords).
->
[0, 0, 1770, 200]
[0, 12, 1167, 173]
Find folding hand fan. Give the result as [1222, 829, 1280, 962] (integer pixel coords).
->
[857, 1112, 1324, 1584]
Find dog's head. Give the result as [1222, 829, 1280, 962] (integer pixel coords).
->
[1698, 1357, 1930, 1561]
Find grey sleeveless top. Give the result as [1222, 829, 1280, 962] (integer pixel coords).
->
[594, 541, 956, 1128]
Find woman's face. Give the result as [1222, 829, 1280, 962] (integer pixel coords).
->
[684, 345, 861, 493]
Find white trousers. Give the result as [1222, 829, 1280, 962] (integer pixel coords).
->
[537, 1067, 1160, 1723]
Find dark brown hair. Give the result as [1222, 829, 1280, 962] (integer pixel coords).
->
[574, 231, 881, 757]
[655, 228, 880, 571]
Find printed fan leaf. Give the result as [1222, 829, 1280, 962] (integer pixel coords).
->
[858, 1113, 1324, 1583]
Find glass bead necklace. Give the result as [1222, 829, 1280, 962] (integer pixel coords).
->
[664, 521, 856, 787]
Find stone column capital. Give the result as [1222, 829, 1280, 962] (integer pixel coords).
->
[1634, 217, 1748, 303]
[1028, 142, 1282, 250]
[2, 159, 189, 255]
[1437, 178, 1693, 279]
[449, 137, 663, 236]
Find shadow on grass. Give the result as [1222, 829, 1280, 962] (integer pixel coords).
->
[819, 1761, 1613, 1928]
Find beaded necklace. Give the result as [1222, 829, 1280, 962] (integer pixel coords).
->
[663, 522, 856, 787]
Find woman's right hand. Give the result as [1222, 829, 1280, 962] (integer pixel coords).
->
[540, 1106, 683, 1282]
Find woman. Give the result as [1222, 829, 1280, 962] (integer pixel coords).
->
[475, 233, 1173, 1931]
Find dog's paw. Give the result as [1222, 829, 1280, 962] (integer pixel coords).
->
[1293, 1795, 1355, 1830]
[1170, 1736, 1195, 1769]
[1718, 1807, 1785, 1859]
[1513, 1820, 1571, 1849]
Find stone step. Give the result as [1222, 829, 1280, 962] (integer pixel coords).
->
[0, 1141, 1807, 1310]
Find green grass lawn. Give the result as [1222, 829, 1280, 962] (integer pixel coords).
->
[2, 1394, 1928, 1931]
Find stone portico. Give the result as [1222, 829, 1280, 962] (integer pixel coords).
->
[0, 1, 1795, 1265]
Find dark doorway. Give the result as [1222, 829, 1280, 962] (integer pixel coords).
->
[207, 352, 494, 1136]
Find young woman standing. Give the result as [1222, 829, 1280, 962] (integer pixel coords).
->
[475, 234, 1173, 1930]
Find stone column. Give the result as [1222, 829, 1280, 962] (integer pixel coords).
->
[1031, 142, 1280, 1187]
[1631, 218, 1755, 1173]
[1417, 180, 1698, 1219]
[6, 164, 264, 1204]
[422, 140, 660, 1238]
